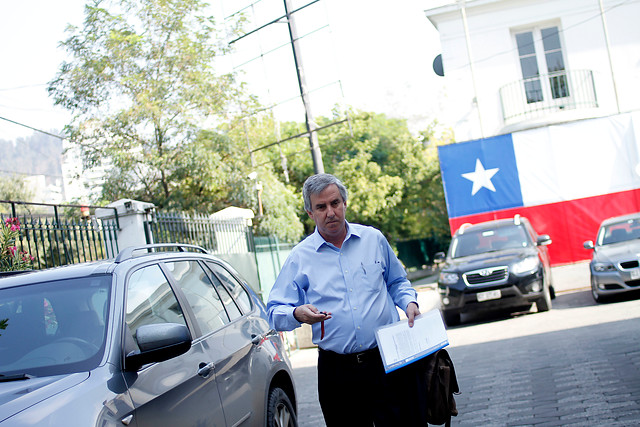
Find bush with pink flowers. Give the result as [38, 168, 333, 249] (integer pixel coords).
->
[0, 217, 34, 271]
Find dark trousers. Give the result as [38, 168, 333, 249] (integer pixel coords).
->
[317, 347, 413, 427]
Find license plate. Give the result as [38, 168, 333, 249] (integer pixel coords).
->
[477, 289, 501, 302]
[631, 269, 640, 280]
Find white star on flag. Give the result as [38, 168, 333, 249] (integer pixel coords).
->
[462, 159, 500, 196]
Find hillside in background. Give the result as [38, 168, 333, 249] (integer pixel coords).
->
[0, 132, 63, 183]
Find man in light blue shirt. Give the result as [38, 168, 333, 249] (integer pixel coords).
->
[267, 173, 420, 426]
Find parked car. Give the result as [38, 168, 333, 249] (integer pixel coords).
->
[583, 212, 640, 303]
[0, 244, 297, 427]
[434, 215, 554, 326]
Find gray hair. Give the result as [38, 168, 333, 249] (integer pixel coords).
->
[303, 173, 348, 212]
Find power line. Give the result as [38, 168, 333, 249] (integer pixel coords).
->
[0, 169, 63, 179]
[227, 0, 320, 45]
[0, 83, 48, 92]
[0, 116, 64, 140]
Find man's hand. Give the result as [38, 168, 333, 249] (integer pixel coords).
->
[406, 302, 421, 328]
[293, 304, 332, 325]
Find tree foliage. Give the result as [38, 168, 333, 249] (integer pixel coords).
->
[47, 0, 453, 247]
[265, 109, 453, 244]
[222, 114, 304, 242]
[48, 0, 249, 210]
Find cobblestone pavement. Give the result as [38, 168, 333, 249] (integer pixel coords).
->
[288, 262, 640, 426]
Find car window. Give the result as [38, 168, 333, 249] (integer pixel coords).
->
[599, 218, 640, 245]
[206, 262, 252, 314]
[451, 225, 530, 258]
[0, 275, 111, 377]
[201, 264, 242, 321]
[165, 260, 230, 335]
[126, 265, 187, 334]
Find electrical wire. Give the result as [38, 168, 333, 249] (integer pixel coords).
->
[0, 116, 64, 140]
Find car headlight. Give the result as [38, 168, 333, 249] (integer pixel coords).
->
[439, 271, 459, 285]
[512, 256, 540, 274]
[593, 262, 615, 272]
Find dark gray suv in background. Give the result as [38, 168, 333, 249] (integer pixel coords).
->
[0, 244, 297, 427]
[435, 215, 554, 326]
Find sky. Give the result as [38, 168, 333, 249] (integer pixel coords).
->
[0, 0, 445, 143]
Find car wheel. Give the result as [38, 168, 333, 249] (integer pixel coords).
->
[536, 282, 552, 312]
[267, 387, 297, 427]
[443, 311, 461, 327]
[591, 276, 605, 303]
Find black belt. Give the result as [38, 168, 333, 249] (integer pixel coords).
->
[319, 347, 380, 365]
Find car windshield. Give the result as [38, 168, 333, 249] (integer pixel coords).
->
[0, 275, 111, 378]
[597, 218, 640, 246]
[450, 225, 530, 258]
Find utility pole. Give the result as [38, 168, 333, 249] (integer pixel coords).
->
[598, 0, 621, 114]
[458, 0, 485, 139]
[283, 0, 325, 174]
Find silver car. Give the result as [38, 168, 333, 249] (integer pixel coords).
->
[583, 213, 640, 303]
[0, 244, 297, 426]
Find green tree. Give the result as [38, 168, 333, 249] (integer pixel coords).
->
[222, 113, 304, 242]
[266, 108, 452, 244]
[48, 0, 250, 210]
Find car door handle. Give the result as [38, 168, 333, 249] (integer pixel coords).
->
[251, 329, 276, 345]
[197, 362, 214, 378]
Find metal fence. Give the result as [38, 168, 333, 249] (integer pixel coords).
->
[0, 202, 285, 295]
[0, 201, 119, 270]
[148, 212, 255, 254]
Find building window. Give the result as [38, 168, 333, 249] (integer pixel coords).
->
[515, 26, 569, 104]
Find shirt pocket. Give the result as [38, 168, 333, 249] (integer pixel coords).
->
[357, 262, 384, 292]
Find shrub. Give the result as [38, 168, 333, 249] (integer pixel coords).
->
[0, 218, 34, 271]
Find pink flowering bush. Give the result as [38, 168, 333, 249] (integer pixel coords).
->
[0, 218, 35, 271]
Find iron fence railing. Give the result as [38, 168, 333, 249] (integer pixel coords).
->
[149, 212, 255, 255]
[499, 69, 598, 125]
[0, 201, 119, 270]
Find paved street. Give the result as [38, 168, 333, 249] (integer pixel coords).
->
[288, 262, 640, 426]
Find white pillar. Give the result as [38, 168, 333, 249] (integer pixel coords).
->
[95, 199, 155, 257]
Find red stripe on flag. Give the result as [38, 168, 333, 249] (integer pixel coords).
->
[448, 188, 640, 266]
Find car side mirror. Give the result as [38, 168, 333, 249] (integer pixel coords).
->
[125, 323, 192, 371]
[536, 235, 552, 246]
[583, 240, 595, 250]
[434, 252, 446, 264]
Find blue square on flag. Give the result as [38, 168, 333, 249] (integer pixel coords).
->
[438, 134, 524, 218]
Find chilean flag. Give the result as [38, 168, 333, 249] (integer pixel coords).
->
[438, 112, 640, 265]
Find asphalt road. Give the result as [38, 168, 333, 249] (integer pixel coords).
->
[288, 262, 640, 426]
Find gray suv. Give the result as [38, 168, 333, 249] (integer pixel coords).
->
[0, 244, 297, 426]
[435, 216, 554, 326]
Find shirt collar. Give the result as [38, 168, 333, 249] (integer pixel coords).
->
[310, 220, 360, 251]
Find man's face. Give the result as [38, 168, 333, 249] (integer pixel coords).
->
[307, 184, 347, 242]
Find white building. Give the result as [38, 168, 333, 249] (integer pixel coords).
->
[23, 175, 64, 205]
[60, 139, 106, 203]
[424, 0, 640, 141]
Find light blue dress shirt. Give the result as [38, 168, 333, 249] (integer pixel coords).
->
[267, 222, 417, 354]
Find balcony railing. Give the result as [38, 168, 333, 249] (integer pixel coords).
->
[499, 69, 598, 126]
